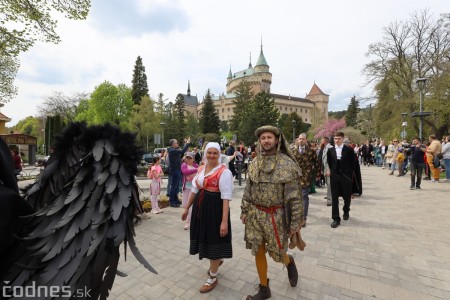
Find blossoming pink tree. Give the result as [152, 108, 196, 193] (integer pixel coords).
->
[314, 119, 346, 139]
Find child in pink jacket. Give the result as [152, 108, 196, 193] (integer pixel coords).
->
[181, 152, 198, 229]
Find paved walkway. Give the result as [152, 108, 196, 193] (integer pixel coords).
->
[20, 166, 450, 299]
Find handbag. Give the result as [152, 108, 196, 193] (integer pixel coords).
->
[433, 155, 441, 168]
[436, 152, 443, 160]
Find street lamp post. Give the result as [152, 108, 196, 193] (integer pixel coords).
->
[401, 113, 407, 140]
[415, 78, 427, 141]
[159, 122, 166, 148]
[291, 119, 296, 144]
[46, 113, 55, 156]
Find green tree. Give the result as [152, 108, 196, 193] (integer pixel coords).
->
[220, 121, 229, 132]
[185, 111, 200, 137]
[364, 10, 450, 138]
[131, 56, 149, 105]
[280, 112, 306, 143]
[13, 116, 44, 151]
[130, 95, 160, 151]
[173, 94, 186, 141]
[356, 104, 377, 138]
[75, 81, 133, 129]
[44, 114, 64, 154]
[199, 89, 220, 135]
[230, 80, 253, 132]
[156, 93, 166, 115]
[245, 91, 279, 143]
[345, 96, 359, 127]
[0, 0, 90, 101]
[0, 56, 19, 103]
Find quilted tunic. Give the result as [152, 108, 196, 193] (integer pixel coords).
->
[241, 153, 303, 262]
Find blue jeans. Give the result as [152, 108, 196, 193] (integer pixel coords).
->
[444, 159, 450, 179]
[166, 173, 172, 196]
[390, 161, 397, 172]
[302, 187, 310, 221]
[169, 170, 182, 205]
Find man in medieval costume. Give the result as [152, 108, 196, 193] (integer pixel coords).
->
[241, 125, 304, 300]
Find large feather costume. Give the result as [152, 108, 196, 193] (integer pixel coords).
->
[0, 122, 156, 300]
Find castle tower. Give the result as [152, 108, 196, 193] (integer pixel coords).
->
[226, 42, 272, 94]
[305, 82, 329, 123]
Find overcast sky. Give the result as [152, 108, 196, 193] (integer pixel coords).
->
[2, 0, 448, 126]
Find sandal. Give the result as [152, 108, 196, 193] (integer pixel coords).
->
[199, 275, 218, 293]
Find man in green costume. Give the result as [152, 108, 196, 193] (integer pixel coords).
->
[241, 126, 303, 300]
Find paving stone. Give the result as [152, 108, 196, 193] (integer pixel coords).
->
[107, 167, 450, 299]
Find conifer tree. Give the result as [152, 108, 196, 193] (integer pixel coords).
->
[230, 80, 253, 131]
[346, 96, 359, 127]
[131, 56, 149, 105]
[199, 89, 220, 134]
[173, 94, 186, 141]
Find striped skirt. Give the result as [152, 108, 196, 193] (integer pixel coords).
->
[189, 190, 232, 260]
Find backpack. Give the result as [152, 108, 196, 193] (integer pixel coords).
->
[397, 153, 405, 163]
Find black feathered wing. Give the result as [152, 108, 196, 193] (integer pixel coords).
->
[3, 123, 156, 300]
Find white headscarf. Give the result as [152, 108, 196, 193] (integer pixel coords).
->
[204, 142, 221, 153]
[202, 142, 221, 165]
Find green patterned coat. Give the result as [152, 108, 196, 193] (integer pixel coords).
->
[292, 144, 321, 188]
[241, 153, 303, 262]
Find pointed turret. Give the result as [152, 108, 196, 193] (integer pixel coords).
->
[307, 82, 328, 96]
[187, 80, 191, 96]
[254, 40, 269, 74]
[248, 52, 253, 68]
[227, 66, 232, 79]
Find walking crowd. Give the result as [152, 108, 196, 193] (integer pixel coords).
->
[144, 128, 449, 299]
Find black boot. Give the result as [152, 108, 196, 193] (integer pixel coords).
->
[246, 279, 271, 300]
[286, 255, 298, 287]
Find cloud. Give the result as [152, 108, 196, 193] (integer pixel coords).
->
[88, 0, 190, 36]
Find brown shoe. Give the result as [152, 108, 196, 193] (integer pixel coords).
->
[246, 279, 271, 299]
[199, 276, 218, 293]
[286, 255, 298, 287]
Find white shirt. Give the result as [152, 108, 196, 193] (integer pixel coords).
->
[298, 146, 305, 154]
[335, 145, 343, 160]
[191, 164, 233, 200]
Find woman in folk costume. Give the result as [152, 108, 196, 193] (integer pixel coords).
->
[148, 156, 164, 214]
[181, 142, 233, 293]
[181, 152, 199, 230]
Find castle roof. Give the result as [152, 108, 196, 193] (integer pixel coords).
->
[270, 93, 313, 104]
[307, 83, 328, 96]
[178, 94, 198, 106]
[255, 47, 268, 66]
[232, 67, 255, 80]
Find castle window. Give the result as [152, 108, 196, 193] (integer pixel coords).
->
[290, 107, 292, 111]
[305, 109, 308, 113]
[305, 118, 308, 122]
[285, 107, 287, 111]
[222, 108, 224, 112]
[300, 109, 303, 113]
[227, 107, 230, 111]
[296, 108, 298, 112]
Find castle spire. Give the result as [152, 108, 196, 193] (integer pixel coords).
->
[248, 52, 252, 68]
[187, 80, 191, 96]
[228, 65, 232, 78]
[255, 38, 268, 66]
